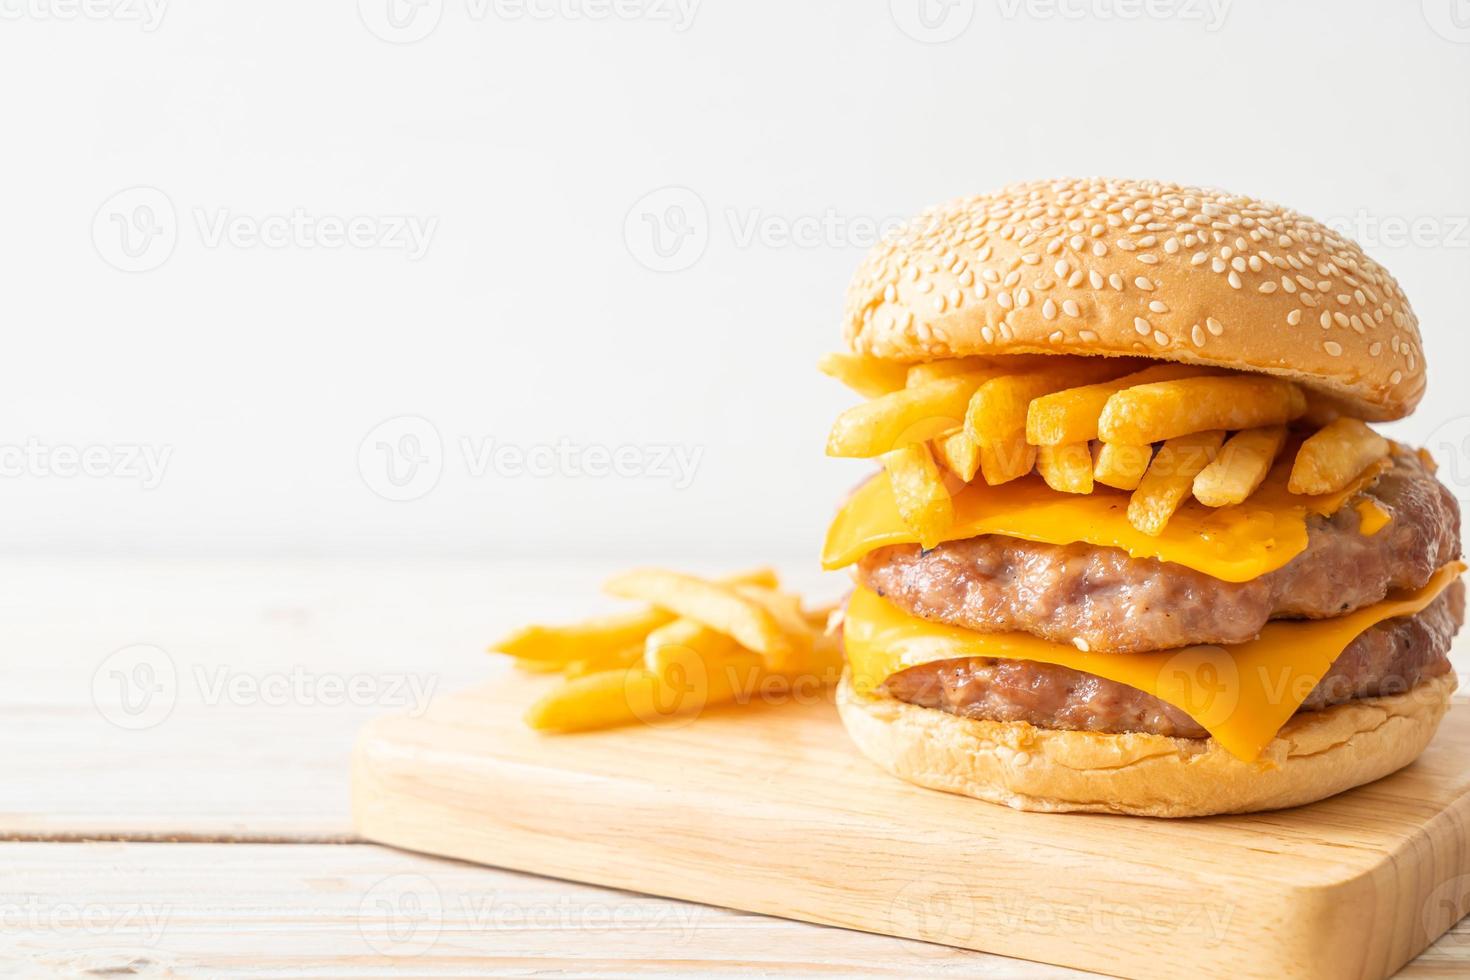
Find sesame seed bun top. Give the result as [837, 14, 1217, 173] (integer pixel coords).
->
[843, 178, 1426, 420]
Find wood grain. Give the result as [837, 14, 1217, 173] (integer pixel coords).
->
[355, 670, 1470, 980]
[0, 842, 1071, 977]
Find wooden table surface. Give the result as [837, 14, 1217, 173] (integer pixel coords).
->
[4, 557, 1468, 977]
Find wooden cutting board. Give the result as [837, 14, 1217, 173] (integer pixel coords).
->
[351, 672, 1470, 979]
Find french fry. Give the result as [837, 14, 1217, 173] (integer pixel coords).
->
[827, 370, 1003, 458]
[905, 356, 995, 388]
[493, 568, 778, 666]
[1193, 425, 1288, 507]
[1025, 363, 1208, 446]
[1127, 430, 1225, 535]
[1094, 442, 1153, 491]
[643, 617, 737, 675]
[1099, 376, 1306, 444]
[883, 443, 953, 550]
[964, 359, 1138, 448]
[525, 654, 765, 733]
[511, 657, 567, 675]
[817, 352, 908, 398]
[735, 584, 828, 672]
[494, 607, 673, 665]
[564, 644, 644, 679]
[1036, 442, 1094, 494]
[931, 428, 981, 482]
[604, 569, 792, 660]
[978, 438, 1038, 486]
[1288, 419, 1390, 496]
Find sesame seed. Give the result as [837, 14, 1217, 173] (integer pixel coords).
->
[1079, 329, 1099, 342]
[1089, 270, 1105, 289]
[1228, 271, 1242, 289]
[1206, 317, 1224, 336]
[1062, 299, 1080, 317]
[1043, 299, 1058, 320]
[1134, 317, 1151, 336]
[1287, 310, 1302, 326]
[1323, 341, 1343, 356]
[1149, 300, 1168, 313]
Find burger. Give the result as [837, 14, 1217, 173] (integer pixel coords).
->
[820, 178, 1464, 817]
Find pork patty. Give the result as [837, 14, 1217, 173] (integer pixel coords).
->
[859, 452, 1461, 653]
[882, 579, 1464, 739]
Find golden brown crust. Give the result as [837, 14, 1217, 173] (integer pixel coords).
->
[836, 671, 1456, 817]
[843, 178, 1424, 420]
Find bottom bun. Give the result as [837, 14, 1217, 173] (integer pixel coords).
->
[836, 671, 1457, 817]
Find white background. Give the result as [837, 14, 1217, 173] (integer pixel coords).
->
[1, 0, 1467, 561]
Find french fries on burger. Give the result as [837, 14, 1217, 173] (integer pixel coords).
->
[822, 178, 1464, 817]
[491, 568, 841, 732]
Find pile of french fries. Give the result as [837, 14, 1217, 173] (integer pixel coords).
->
[491, 568, 841, 732]
[821, 352, 1392, 541]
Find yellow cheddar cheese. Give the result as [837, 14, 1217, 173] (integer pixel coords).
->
[823, 457, 1390, 583]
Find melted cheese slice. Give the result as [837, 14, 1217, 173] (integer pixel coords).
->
[844, 562, 1463, 761]
[823, 458, 1390, 582]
